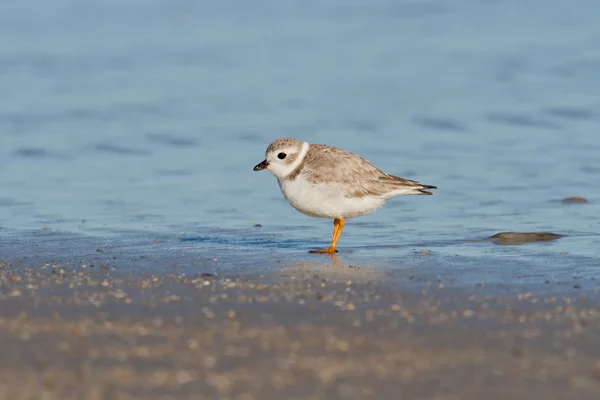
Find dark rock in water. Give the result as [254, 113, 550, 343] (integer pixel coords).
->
[489, 232, 563, 244]
[562, 196, 588, 204]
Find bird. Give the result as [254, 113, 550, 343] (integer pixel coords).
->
[253, 138, 437, 253]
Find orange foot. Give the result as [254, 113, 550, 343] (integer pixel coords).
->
[309, 217, 345, 254]
[309, 247, 338, 254]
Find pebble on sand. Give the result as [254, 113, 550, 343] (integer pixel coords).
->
[562, 196, 588, 204]
[488, 232, 563, 244]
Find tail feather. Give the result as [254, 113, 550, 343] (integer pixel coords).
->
[378, 174, 437, 197]
[387, 175, 437, 195]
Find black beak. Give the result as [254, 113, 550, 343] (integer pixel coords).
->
[253, 159, 269, 171]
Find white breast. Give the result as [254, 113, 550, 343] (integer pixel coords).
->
[278, 176, 386, 219]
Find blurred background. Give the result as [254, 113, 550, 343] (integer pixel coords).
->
[1, 0, 599, 254]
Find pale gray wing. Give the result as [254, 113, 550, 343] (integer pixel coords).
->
[302, 144, 400, 197]
[300, 145, 432, 197]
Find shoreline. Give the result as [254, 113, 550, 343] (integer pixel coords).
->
[2, 252, 600, 399]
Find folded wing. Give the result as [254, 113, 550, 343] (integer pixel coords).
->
[298, 145, 437, 198]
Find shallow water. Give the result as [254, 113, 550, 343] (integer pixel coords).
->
[1, 0, 600, 289]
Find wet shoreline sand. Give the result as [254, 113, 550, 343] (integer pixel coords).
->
[2, 242, 600, 400]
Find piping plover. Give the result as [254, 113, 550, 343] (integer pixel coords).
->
[253, 138, 437, 253]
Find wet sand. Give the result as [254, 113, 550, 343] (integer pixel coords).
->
[2, 249, 600, 400]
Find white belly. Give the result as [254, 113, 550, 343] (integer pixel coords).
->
[278, 177, 386, 219]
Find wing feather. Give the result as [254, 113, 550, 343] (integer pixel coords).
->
[294, 145, 436, 197]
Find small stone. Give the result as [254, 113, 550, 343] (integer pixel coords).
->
[52, 266, 66, 276]
[176, 370, 194, 384]
[489, 232, 563, 244]
[562, 196, 588, 204]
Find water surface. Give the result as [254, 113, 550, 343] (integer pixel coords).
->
[1, 0, 600, 290]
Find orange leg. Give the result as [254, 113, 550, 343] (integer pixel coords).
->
[310, 217, 345, 254]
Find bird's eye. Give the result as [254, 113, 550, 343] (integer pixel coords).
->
[277, 152, 287, 160]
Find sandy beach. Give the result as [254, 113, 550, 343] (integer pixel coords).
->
[2, 245, 600, 400]
[2, 0, 600, 398]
